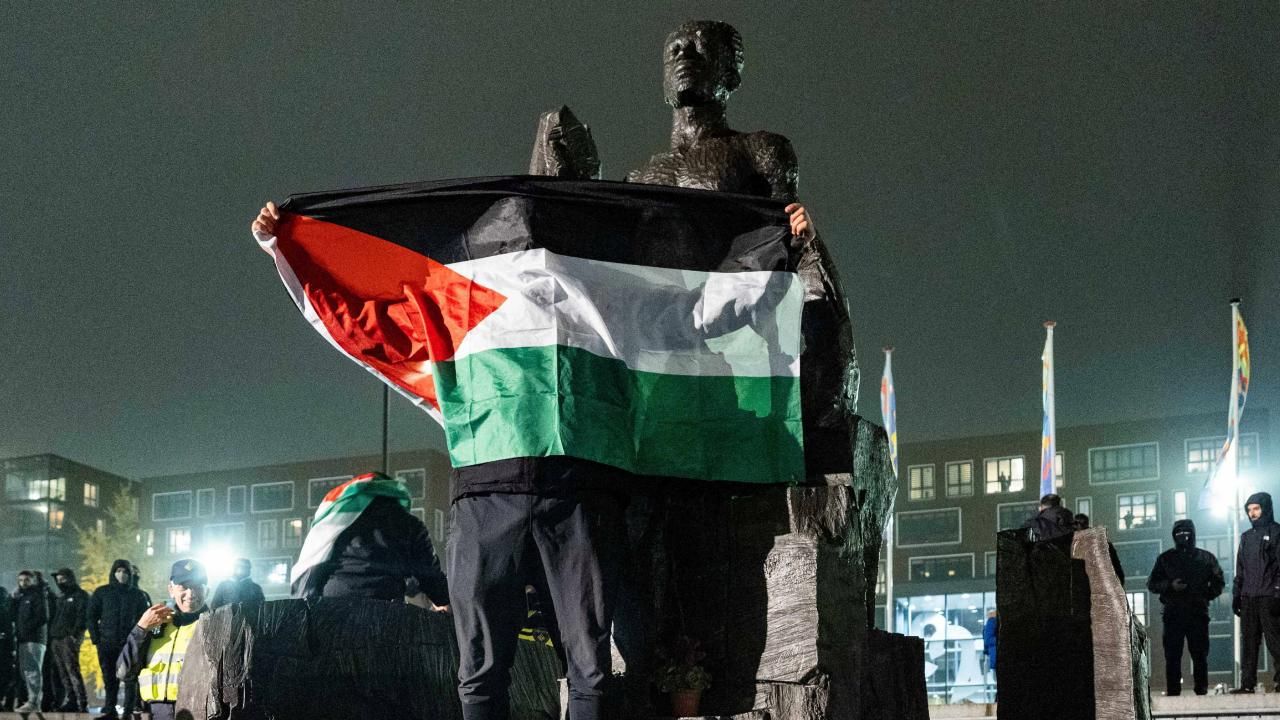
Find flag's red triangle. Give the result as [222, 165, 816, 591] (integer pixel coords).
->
[274, 214, 508, 408]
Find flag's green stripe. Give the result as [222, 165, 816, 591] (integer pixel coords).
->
[435, 345, 803, 483]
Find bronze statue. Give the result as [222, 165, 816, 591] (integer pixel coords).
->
[532, 19, 860, 477]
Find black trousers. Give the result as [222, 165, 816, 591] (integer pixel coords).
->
[1162, 607, 1209, 694]
[96, 643, 122, 714]
[449, 492, 623, 720]
[1241, 596, 1280, 689]
[50, 636, 86, 708]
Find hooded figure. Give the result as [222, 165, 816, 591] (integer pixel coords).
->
[1024, 494, 1075, 541]
[87, 559, 149, 719]
[1147, 519, 1224, 695]
[49, 568, 89, 712]
[1231, 491, 1280, 693]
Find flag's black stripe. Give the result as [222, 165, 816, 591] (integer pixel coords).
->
[279, 176, 794, 274]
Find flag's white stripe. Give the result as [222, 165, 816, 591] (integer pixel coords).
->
[289, 511, 353, 586]
[255, 230, 444, 426]
[446, 249, 802, 378]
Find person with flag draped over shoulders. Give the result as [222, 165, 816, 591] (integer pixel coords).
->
[117, 560, 208, 720]
[290, 472, 449, 608]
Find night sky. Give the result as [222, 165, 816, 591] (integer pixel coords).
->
[3, 3, 1276, 480]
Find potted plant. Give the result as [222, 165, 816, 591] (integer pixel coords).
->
[655, 635, 711, 717]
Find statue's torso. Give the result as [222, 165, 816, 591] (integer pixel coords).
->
[627, 130, 798, 202]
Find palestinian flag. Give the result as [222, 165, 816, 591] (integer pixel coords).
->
[290, 472, 411, 596]
[256, 176, 804, 483]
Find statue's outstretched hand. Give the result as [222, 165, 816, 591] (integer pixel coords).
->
[252, 201, 281, 236]
[785, 202, 816, 241]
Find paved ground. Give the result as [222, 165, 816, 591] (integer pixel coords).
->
[929, 691, 1280, 719]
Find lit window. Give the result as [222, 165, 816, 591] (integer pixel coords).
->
[1174, 491, 1188, 521]
[255, 558, 291, 586]
[1126, 591, 1147, 625]
[984, 456, 1025, 494]
[1117, 492, 1159, 530]
[945, 461, 974, 497]
[1186, 434, 1260, 474]
[877, 560, 887, 596]
[84, 482, 99, 508]
[143, 529, 156, 557]
[1089, 443, 1159, 484]
[95, 518, 105, 534]
[48, 506, 65, 530]
[258, 519, 279, 549]
[1055, 453, 1065, 489]
[196, 488, 215, 518]
[167, 527, 191, 554]
[908, 465, 936, 501]
[283, 518, 303, 549]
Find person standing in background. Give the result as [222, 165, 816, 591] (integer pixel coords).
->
[13, 571, 48, 714]
[88, 559, 149, 719]
[50, 568, 90, 712]
[1148, 519, 1224, 696]
[1231, 492, 1280, 694]
[0, 585, 16, 711]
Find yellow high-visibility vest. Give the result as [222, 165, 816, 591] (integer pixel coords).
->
[138, 620, 198, 703]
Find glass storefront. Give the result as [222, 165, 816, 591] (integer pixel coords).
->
[895, 592, 997, 704]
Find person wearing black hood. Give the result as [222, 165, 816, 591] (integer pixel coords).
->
[50, 568, 89, 712]
[0, 584, 15, 711]
[1148, 519, 1225, 695]
[1231, 491, 1280, 693]
[87, 559, 149, 719]
[13, 570, 48, 714]
[1023, 493, 1075, 541]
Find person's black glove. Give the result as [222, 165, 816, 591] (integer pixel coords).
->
[1233, 596, 1242, 617]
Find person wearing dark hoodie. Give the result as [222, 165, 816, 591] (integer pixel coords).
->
[1147, 519, 1225, 695]
[13, 570, 48, 714]
[50, 568, 90, 712]
[0, 585, 15, 711]
[88, 559, 149, 719]
[1024, 493, 1076, 541]
[1231, 491, 1280, 693]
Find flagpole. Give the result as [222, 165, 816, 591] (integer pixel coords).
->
[1040, 321, 1057, 498]
[382, 385, 391, 474]
[881, 346, 897, 633]
[1229, 299, 1242, 689]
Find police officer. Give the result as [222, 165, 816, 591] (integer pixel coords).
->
[118, 560, 209, 720]
[1148, 519, 1224, 695]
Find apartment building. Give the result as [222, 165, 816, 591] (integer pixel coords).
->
[138, 449, 452, 599]
[876, 410, 1274, 703]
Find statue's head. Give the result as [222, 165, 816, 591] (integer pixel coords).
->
[662, 20, 743, 108]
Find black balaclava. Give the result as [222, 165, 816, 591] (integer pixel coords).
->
[1245, 492, 1274, 529]
[1172, 518, 1196, 550]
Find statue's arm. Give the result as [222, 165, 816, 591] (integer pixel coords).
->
[528, 106, 601, 180]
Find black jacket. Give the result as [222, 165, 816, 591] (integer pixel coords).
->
[210, 576, 265, 610]
[50, 580, 90, 640]
[1024, 506, 1075, 541]
[88, 559, 151, 647]
[0, 589, 13, 643]
[1148, 519, 1225, 612]
[316, 495, 449, 604]
[1234, 492, 1280, 601]
[14, 584, 48, 644]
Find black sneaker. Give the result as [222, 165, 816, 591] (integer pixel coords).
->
[1229, 686, 1256, 694]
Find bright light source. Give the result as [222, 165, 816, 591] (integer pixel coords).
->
[199, 544, 238, 584]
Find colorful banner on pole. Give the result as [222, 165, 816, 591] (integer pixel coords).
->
[881, 347, 898, 478]
[1040, 322, 1057, 497]
[1213, 303, 1251, 482]
[255, 176, 805, 484]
